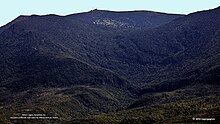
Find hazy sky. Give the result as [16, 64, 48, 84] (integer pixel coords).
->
[1, 0, 220, 26]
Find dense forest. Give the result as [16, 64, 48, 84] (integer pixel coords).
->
[0, 7, 219, 124]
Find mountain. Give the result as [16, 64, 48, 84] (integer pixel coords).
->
[0, 7, 220, 124]
[70, 7, 220, 123]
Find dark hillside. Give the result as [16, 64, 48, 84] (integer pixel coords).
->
[0, 7, 219, 123]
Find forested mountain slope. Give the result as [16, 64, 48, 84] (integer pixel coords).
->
[0, 7, 219, 124]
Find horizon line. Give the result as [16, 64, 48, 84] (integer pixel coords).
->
[1, 6, 219, 28]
